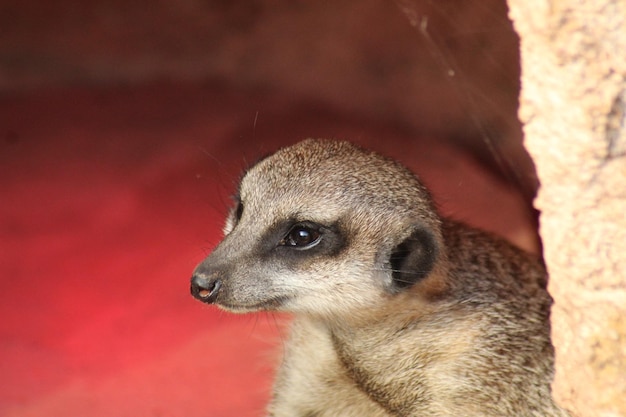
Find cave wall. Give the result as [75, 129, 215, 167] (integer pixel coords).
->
[508, 0, 626, 415]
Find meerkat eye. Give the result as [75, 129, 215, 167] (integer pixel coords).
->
[281, 224, 322, 249]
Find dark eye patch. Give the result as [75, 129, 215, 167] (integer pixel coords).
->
[280, 223, 322, 249]
[257, 219, 346, 263]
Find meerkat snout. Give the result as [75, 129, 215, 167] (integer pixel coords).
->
[190, 139, 569, 417]
[190, 272, 221, 303]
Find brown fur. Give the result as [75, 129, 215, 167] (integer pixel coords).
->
[190, 139, 570, 417]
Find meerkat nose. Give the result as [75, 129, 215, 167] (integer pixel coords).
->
[190, 273, 222, 304]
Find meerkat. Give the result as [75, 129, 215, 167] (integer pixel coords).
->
[190, 139, 569, 417]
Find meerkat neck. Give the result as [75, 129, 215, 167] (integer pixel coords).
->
[321, 303, 462, 415]
[323, 292, 442, 344]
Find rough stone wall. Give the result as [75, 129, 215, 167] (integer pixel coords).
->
[507, 1, 626, 416]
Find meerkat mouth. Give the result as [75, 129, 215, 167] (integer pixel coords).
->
[217, 296, 290, 313]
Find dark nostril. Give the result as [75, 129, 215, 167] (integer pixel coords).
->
[190, 274, 222, 304]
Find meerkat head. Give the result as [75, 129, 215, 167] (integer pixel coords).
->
[191, 139, 447, 319]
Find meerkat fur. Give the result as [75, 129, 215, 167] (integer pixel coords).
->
[190, 139, 570, 417]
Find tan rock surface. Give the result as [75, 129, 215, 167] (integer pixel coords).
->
[508, 1, 626, 416]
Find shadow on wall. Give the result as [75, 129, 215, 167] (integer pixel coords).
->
[0, 0, 533, 191]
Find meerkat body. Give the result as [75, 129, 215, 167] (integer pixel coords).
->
[191, 139, 569, 417]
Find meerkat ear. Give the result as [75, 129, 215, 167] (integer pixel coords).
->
[389, 227, 439, 290]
